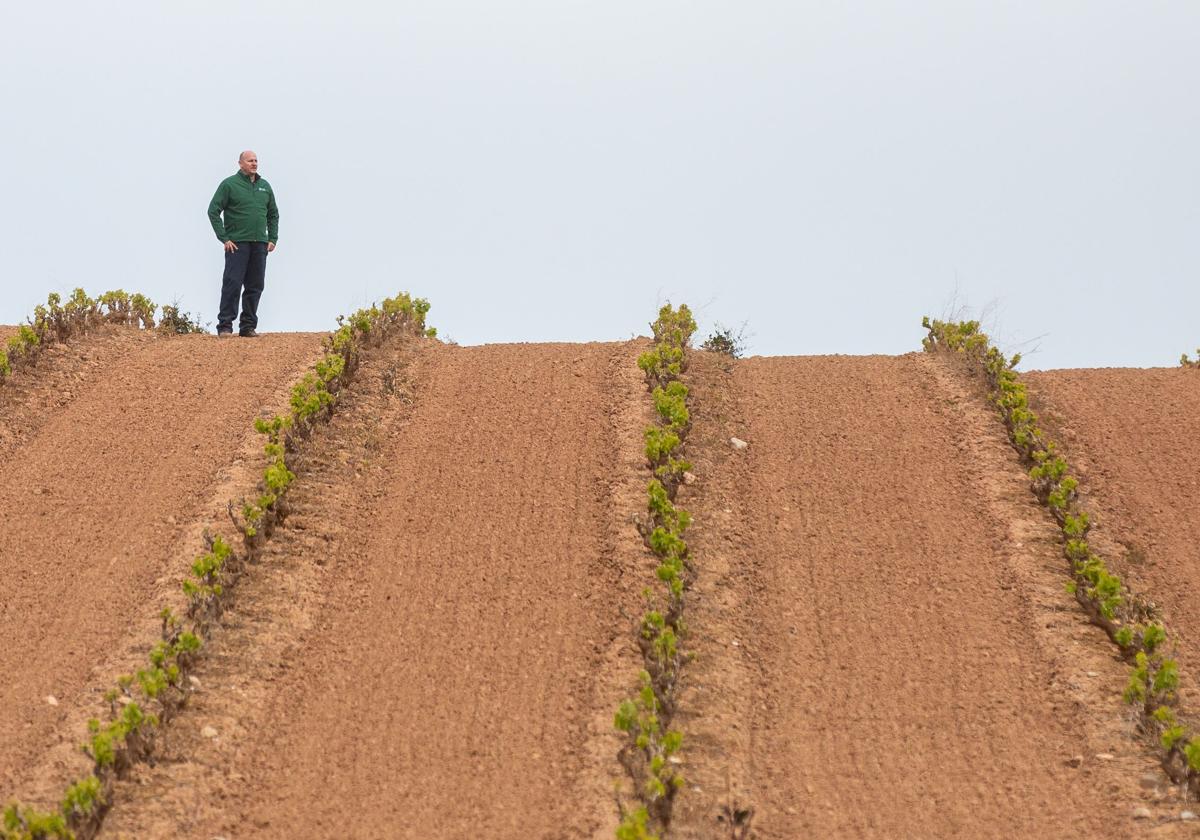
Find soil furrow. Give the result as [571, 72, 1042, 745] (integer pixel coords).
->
[98, 340, 650, 839]
[0, 332, 325, 794]
[673, 353, 1154, 838]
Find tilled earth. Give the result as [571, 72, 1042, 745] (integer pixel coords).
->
[97, 339, 646, 839]
[3, 327, 1196, 838]
[669, 353, 1165, 838]
[1027, 369, 1200, 714]
[0, 330, 325, 794]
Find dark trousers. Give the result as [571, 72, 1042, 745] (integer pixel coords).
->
[217, 241, 268, 332]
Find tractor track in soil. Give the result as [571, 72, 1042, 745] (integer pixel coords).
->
[95, 339, 653, 840]
[0, 329, 326, 801]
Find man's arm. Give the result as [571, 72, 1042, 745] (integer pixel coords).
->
[266, 188, 279, 245]
[207, 182, 229, 242]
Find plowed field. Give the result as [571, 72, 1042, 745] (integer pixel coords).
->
[668, 353, 1162, 839]
[0, 331, 324, 792]
[203, 342, 631, 838]
[94, 338, 647, 839]
[1027, 368, 1200, 700]
[4, 328, 1194, 838]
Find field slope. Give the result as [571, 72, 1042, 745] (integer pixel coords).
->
[5, 333, 1193, 838]
[0, 331, 324, 792]
[1027, 368, 1200, 703]
[671, 354, 1155, 838]
[95, 340, 644, 839]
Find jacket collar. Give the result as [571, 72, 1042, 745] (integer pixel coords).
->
[236, 170, 260, 183]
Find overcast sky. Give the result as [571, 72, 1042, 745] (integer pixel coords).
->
[1, 2, 1196, 368]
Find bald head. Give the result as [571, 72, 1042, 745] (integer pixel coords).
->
[238, 151, 259, 177]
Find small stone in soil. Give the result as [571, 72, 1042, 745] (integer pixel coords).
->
[730, 437, 749, 450]
[1182, 811, 1197, 821]
[201, 725, 218, 738]
[1095, 753, 1115, 760]
[45, 695, 57, 706]
[1132, 807, 1152, 820]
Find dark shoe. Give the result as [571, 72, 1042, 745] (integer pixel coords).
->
[239, 329, 258, 338]
[217, 328, 233, 338]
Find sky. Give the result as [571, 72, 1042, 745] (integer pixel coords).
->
[0, 1, 1196, 369]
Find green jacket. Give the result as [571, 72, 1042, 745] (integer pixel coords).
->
[207, 171, 279, 243]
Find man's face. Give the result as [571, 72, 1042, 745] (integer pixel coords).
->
[239, 152, 258, 176]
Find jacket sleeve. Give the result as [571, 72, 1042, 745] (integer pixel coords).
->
[267, 188, 279, 243]
[207, 182, 230, 242]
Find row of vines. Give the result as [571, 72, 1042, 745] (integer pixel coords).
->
[2, 294, 433, 840]
[0, 289, 206, 384]
[614, 304, 698, 840]
[922, 317, 1200, 793]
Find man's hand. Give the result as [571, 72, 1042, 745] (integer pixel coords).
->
[224, 241, 239, 253]
[267, 242, 276, 253]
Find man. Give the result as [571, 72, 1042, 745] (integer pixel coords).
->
[207, 150, 279, 337]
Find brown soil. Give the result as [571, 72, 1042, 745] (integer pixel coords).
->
[97, 340, 650, 839]
[670, 352, 1168, 838]
[0, 330, 326, 795]
[1026, 369, 1200, 709]
[2, 329, 158, 456]
[8, 331, 1196, 838]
